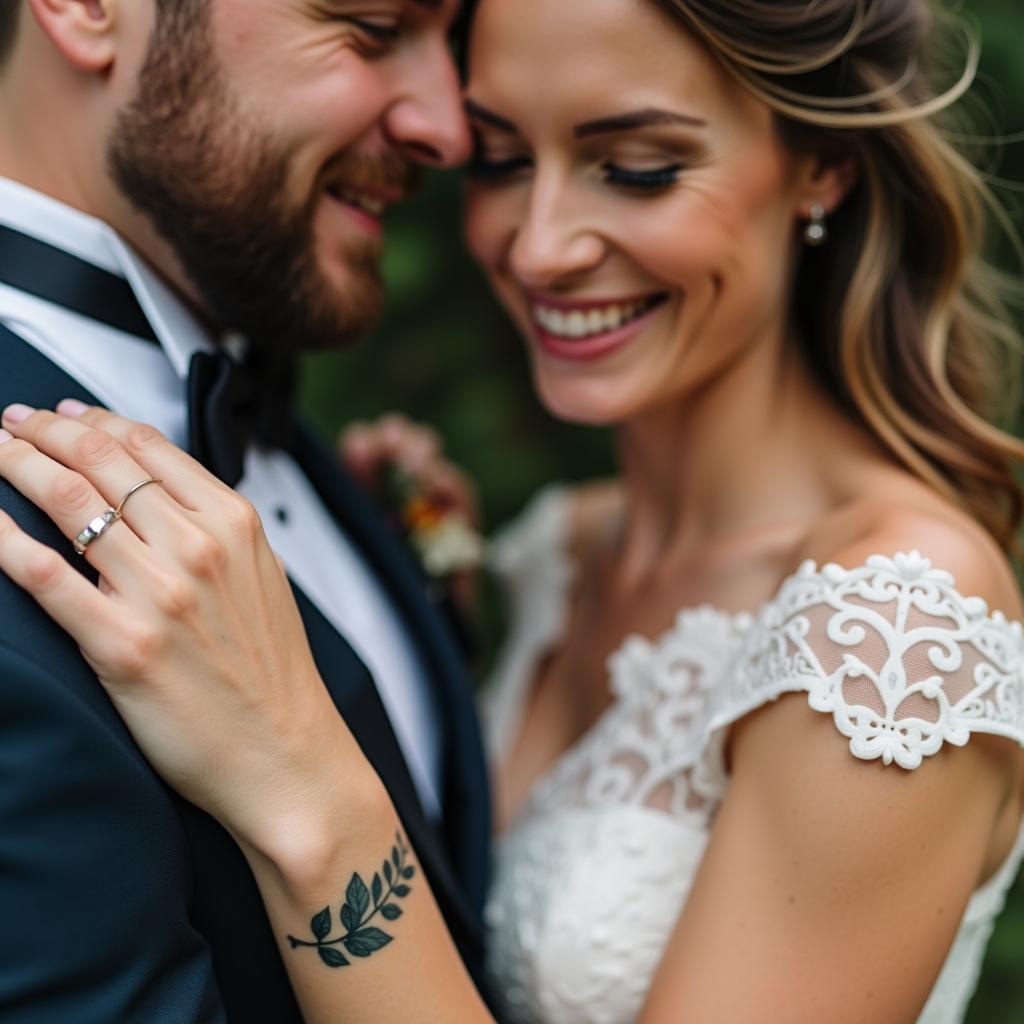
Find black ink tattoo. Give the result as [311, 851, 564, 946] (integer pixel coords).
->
[288, 831, 416, 969]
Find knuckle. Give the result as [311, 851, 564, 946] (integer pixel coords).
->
[51, 471, 95, 514]
[24, 548, 64, 592]
[32, 414, 65, 449]
[74, 429, 120, 468]
[155, 575, 199, 619]
[2, 437, 34, 466]
[226, 496, 263, 542]
[179, 530, 228, 577]
[126, 422, 165, 454]
[112, 622, 164, 677]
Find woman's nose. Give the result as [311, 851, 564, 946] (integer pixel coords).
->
[508, 183, 606, 290]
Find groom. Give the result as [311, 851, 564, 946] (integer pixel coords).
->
[0, 1, 489, 1021]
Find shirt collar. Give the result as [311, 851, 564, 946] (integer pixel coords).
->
[0, 176, 215, 379]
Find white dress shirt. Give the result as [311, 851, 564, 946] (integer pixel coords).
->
[0, 177, 443, 819]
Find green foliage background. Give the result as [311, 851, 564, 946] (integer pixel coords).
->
[299, 3, 1024, 1019]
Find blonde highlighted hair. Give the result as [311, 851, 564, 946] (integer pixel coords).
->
[656, 0, 1024, 550]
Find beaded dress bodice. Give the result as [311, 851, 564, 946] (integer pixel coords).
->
[482, 487, 1024, 1024]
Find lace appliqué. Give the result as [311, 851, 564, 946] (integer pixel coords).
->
[484, 517, 1024, 1024]
[719, 552, 1024, 772]
[522, 607, 750, 829]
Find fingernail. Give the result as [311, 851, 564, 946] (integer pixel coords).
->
[0, 429, 12, 444]
[56, 399, 89, 418]
[2, 404, 34, 424]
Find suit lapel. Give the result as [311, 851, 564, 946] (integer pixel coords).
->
[287, 423, 492, 917]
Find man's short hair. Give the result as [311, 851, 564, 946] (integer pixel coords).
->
[0, 3, 21, 66]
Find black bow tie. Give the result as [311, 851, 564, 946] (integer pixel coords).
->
[0, 224, 295, 487]
[188, 348, 296, 487]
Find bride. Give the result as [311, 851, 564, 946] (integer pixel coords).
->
[1, 0, 1023, 1021]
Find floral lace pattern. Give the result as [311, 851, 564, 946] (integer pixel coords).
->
[483, 490, 1024, 1024]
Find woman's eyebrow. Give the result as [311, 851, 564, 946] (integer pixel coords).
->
[464, 99, 519, 134]
[574, 108, 708, 138]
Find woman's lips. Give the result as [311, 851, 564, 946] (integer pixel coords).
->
[530, 293, 668, 362]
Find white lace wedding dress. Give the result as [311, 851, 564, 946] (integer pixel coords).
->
[482, 487, 1024, 1024]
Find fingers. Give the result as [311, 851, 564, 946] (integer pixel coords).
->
[49, 403, 282, 574]
[0, 427, 154, 583]
[0, 508, 117, 649]
[0, 405, 186, 547]
[52, 400, 233, 511]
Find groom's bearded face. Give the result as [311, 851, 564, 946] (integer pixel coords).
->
[108, 3, 419, 353]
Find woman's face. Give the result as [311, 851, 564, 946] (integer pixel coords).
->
[463, 0, 820, 425]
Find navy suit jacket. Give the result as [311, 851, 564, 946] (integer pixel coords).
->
[0, 324, 492, 1022]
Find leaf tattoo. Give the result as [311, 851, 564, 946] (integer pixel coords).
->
[287, 831, 417, 969]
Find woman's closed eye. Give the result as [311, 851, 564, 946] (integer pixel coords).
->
[601, 162, 684, 192]
[465, 153, 687, 193]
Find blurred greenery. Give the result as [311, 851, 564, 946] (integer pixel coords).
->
[298, 2, 1024, 1020]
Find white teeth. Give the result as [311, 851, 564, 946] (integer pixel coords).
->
[533, 298, 660, 340]
[334, 189, 386, 217]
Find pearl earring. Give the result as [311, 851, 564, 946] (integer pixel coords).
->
[804, 203, 828, 246]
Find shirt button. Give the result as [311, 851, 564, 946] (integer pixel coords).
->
[275, 507, 289, 525]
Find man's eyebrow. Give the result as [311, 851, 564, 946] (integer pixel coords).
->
[574, 108, 707, 138]
[409, 0, 444, 7]
[464, 99, 519, 134]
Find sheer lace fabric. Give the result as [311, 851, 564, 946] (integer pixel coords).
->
[482, 488, 1024, 1024]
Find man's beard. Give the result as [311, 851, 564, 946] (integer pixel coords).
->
[107, 3, 416, 353]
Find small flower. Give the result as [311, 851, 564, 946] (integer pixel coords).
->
[412, 517, 485, 577]
[386, 465, 484, 578]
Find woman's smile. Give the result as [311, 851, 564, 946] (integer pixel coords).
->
[528, 291, 670, 361]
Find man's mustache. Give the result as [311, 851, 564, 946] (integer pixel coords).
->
[321, 152, 423, 203]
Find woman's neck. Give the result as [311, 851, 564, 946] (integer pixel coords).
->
[611, 332, 881, 586]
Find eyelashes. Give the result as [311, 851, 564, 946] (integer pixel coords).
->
[602, 163, 683, 190]
[466, 156, 684, 193]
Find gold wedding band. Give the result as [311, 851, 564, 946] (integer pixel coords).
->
[115, 477, 163, 516]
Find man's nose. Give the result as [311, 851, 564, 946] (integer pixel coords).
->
[384, 38, 472, 168]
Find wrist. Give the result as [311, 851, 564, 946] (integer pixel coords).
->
[238, 766, 396, 903]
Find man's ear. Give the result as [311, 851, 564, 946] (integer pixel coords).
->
[794, 150, 860, 222]
[25, 0, 117, 72]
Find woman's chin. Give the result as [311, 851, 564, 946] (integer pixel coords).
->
[533, 375, 633, 427]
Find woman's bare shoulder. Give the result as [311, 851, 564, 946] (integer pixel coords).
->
[795, 479, 1023, 622]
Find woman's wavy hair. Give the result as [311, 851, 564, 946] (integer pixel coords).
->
[649, 0, 1024, 550]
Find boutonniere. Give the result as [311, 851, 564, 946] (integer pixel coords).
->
[385, 465, 484, 579]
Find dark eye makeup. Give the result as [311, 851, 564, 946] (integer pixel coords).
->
[466, 154, 684, 193]
[601, 163, 684, 190]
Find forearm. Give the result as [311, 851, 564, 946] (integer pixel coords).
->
[239, 775, 494, 1024]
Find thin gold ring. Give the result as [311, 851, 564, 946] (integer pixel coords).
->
[115, 478, 163, 517]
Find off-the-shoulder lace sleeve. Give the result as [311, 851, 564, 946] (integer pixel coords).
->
[698, 552, 1024, 795]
